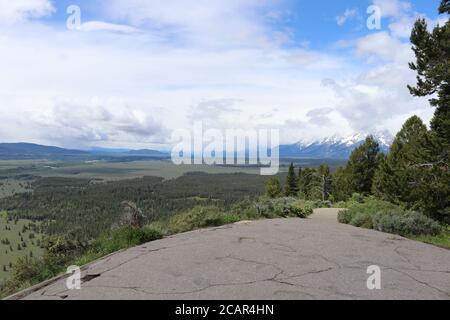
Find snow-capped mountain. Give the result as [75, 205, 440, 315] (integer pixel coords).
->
[278, 132, 393, 159]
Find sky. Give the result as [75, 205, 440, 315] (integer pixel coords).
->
[0, 0, 446, 149]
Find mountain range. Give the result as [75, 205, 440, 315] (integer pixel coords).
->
[0, 143, 169, 160]
[0, 133, 393, 160]
[277, 132, 393, 159]
[0, 143, 89, 159]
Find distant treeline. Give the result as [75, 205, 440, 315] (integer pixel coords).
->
[0, 173, 269, 240]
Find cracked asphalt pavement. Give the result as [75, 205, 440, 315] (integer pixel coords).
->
[18, 209, 450, 300]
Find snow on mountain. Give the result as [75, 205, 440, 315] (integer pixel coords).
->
[279, 132, 393, 159]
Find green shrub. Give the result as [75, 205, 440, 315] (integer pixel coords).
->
[152, 206, 242, 235]
[255, 197, 314, 219]
[290, 203, 314, 218]
[351, 193, 366, 204]
[230, 199, 260, 220]
[349, 212, 373, 229]
[342, 197, 399, 219]
[312, 200, 332, 208]
[333, 201, 348, 208]
[338, 198, 442, 237]
[373, 211, 441, 236]
[89, 226, 163, 256]
[337, 209, 353, 224]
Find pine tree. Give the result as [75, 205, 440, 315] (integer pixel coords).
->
[284, 163, 299, 197]
[314, 164, 332, 201]
[405, 1, 449, 222]
[373, 116, 450, 222]
[346, 136, 381, 195]
[408, 2, 450, 154]
[373, 116, 428, 202]
[331, 167, 351, 201]
[265, 178, 281, 198]
[298, 168, 315, 199]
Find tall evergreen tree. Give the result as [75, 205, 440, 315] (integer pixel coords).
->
[284, 163, 299, 197]
[298, 167, 315, 199]
[408, 2, 450, 153]
[346, 136, 381, 195]
[373, 116, 429, 203]
[265, 178, 281, 198]
[403, 1, 450, 222]
[331, 166, 352, 201]
[313, 164, 332, 201]
[373, 116, 449, 222]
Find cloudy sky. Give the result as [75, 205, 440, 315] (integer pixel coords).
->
[0, 0, 445, 149]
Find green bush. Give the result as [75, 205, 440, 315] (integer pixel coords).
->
[337, 209, 353, 224]
[351, 193, 366, 204]
[312, 200, 332, 208]
[341, 197, 399, 218]
[290, 203, 313, 218]
[255, 197, 314, 218]
[338, 198, 442, 237]
[373, 211, 441, 236]
[230, 199, 260, 220]
[150, 206, 242, 235]
[349, 212, 373, 229]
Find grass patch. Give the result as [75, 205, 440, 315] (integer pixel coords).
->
[76, 227, 163, 266]
[148, 206, 244, 236]
[410, 229, 450, 249]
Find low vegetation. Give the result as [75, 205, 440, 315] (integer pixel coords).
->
[0, 213, 45, 282]
[76, 227, 163, 266]
[338, 197, 448, 247]
[255, 197, 314, 219]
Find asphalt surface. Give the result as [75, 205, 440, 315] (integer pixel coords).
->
[19, 209, 450, 300]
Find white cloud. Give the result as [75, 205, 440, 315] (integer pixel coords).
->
[355, 31, 413, 63]
[336, 8, 359, 26]
[372, 0, 411, 18]
[0, 0, 55, 23]
[371, 0, 446, 39]
[0, 17, 344, 147]
[323, 29, 432, 134]
[80, 21, 140, 34]
[0, 0, 443, 148]
[321, 64, 432, 135]
[99, 0, 290, 49]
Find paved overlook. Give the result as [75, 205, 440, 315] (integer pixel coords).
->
[15, 209, 450, 300]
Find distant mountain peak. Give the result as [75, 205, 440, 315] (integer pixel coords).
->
[280, 132, 393, 159]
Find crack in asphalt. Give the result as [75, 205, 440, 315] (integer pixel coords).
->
[387, 267, 450, 297]
[80, 269, 287, 297]
[394, 246, 421, 270]
[66, 255, 342, 298]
